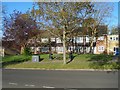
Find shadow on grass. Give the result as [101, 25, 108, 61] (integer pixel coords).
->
[2, 54, 46, 68]
[66, 54, 78, 64]
[40, 58, 44, 61]
[2, 60, 29, 68]
[2, 57, 46, 68]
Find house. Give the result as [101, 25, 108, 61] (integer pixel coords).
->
[107, 35, 119, 55]
[0, 47, 4, 57]
[95, 34, 119, 55]
[95, 35, 107, 54]
[28, 35, 96, 54]
[29, 34, 119, 55]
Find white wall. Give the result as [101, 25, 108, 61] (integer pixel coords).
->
[56, 47, 63, 53]
[56, 38, 62, 43]
[41, 38, 48, 43]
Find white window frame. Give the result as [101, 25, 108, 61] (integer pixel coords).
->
[98, 46, 104, 52]
[113, 37, 116, 41]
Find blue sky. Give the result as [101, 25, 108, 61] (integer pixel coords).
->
[109, 2, 118, 28]
[1, 2, 118, 37]
[2, 2, 34, 15]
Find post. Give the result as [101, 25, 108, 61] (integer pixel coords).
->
[107, 35, 110, 55]
[2, 48, 4, 57]
[69, 51, 73, 61]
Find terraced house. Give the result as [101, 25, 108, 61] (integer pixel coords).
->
[2, 25, 118, 55]
[27, 33, 119, 55]
[26, 25, 108, 54]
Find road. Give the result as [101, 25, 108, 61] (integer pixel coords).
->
[2, 69, 118, 88]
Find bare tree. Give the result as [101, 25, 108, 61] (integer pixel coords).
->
[82, 3, 113, 54]
[32, 2, 94, 64]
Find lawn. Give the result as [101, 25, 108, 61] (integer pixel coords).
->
[2, 54, 120, 69]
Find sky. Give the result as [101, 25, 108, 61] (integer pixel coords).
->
[2, 2, 33, 15]
[1, 2, 118, 37]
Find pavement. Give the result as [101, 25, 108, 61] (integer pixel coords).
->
[4, 68, 119, 71]
[2, 69, 118, 88]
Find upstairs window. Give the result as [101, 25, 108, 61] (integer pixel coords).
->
[113, 37, 116, 40]
[110, 37, 112, 40]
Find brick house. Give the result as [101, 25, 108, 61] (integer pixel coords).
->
[95, 35, 107, 54]
[95, 35, 119, 55]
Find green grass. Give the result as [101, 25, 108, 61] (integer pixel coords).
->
[2, 54, 120, 69]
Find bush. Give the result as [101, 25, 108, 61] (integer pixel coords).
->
[2, 55, 32, 66]
[89, 54, 119, 69]
[90, 54, 113, 62]
[23, 47, 32, 56]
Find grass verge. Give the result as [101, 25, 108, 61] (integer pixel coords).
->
[2, 54, 120, 69]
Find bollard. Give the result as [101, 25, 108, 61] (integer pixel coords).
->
[49, 53, 53, 60]
[69, 51, 73, 61]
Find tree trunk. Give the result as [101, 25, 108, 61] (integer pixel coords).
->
[90, 39, 94, 54]
[83, 35, 86, 54]
[89, 28, 97, 54]
[55, 38, 57, 53]
[21, 46, 24, 54]
[20, 44, 26, 54]
[34, 38, 37, 54]
[49, 38, 51, 54]
[74, 37, 78, 53]
[34, 48, 37, 54]
[63, 29, 66, 64]
[72, 37, 74, 52]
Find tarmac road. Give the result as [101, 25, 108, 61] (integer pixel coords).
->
[2, 69, 118, 88]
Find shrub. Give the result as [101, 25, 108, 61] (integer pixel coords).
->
[90, 54, 113, 62]
[23, 47, 32, 56]
[2, 55, 32, 66]
[89, 54, 115, 69]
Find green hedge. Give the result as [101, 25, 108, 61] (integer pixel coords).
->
[2, 55, 31, 64]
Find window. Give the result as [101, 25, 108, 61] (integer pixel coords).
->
[41, 38, 48, 43]
[56, 38, 62, 43]
[51, 38, 55, 42]
[113, 37, 116, 40]
[41, 47, 49, 52]
[57, 47, 63, 52]
[114, 47, 119, 52]
[101, 47, 103, 51]
[76, 37, 81, 43]
[98, 36, 104, 40]
[110, 37, 112, 40]
[114, 47, 115, 51]
[98, 46, 104, 52]
[116, 37, 118, 41]
[86, 37, 89, 42]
